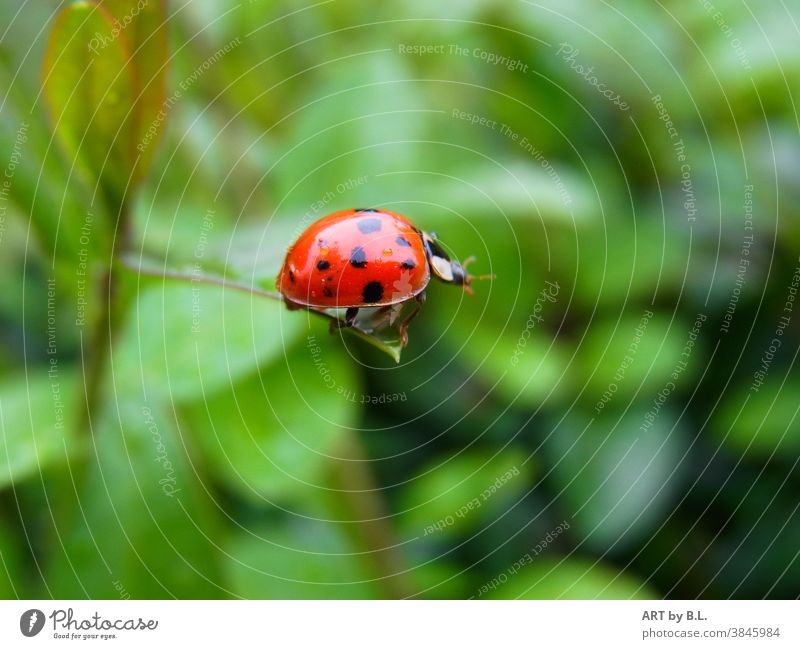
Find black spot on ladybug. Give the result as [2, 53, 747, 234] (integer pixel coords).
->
[396, 236, 412, 247]
[288, 270, 296, 283]
[362, 281, 384, 303]
[316, 259, 330, 271]
[401, 259, 416, 270]
[355, 208, 379, 212]
[323, 287, 333, 298]
[356, 218, 382, 234]
[349, 246, 368, 268]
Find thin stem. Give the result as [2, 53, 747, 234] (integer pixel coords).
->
[119, 252, 404, 362]
[120, 252, 285, 301]
[51, 204, 132, 556]
[328, 431, 414, 599]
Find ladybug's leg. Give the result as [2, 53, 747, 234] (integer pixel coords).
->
[332, 307, 358, 328]
[398, 291, 426, 347]
[329, 307, 359, 336]
[344, 307, 359, 327]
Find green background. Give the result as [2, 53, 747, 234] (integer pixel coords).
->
[0, 0, 798, 599]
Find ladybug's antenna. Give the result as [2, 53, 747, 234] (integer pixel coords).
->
[460, 256, 495, 295]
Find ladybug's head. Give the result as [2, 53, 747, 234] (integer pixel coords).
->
[422, 232, 493, 295]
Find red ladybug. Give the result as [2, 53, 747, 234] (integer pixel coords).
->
[277, 208, 489, 345]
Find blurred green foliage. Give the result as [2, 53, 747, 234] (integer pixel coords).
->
[0, 0, 798, 599]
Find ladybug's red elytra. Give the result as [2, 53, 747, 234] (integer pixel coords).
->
[277, 208, 490, 346]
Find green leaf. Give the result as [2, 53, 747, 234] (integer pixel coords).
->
[48, 397, 226, 598]
[0, 367, 80, 488]
[43, 1, 136, 207]
[489, 556, 657, 599]
[406, 559, 471, 599]
[183, 328, 360, 503]
[122, 251, 406, 363]
[420, 206, 571, 406]
[714, 375, 800, 457]
[274, 52, 426, 213]
[0, 517, 25, 598]
[101, 0, 170, 181]
[571, 313, 700, 406]
[427, 281, 570, 408]
[113, 277, 301, 401]
[561, 218, 690, 308]
[225, 518, 378, 599]
[545, 408, 686, 553]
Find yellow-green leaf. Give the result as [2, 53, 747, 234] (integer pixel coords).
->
[43, 1, 136, 208]
[100, 0, 169, 180]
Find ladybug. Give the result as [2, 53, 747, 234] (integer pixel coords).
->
[277, 208, 489, 346]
